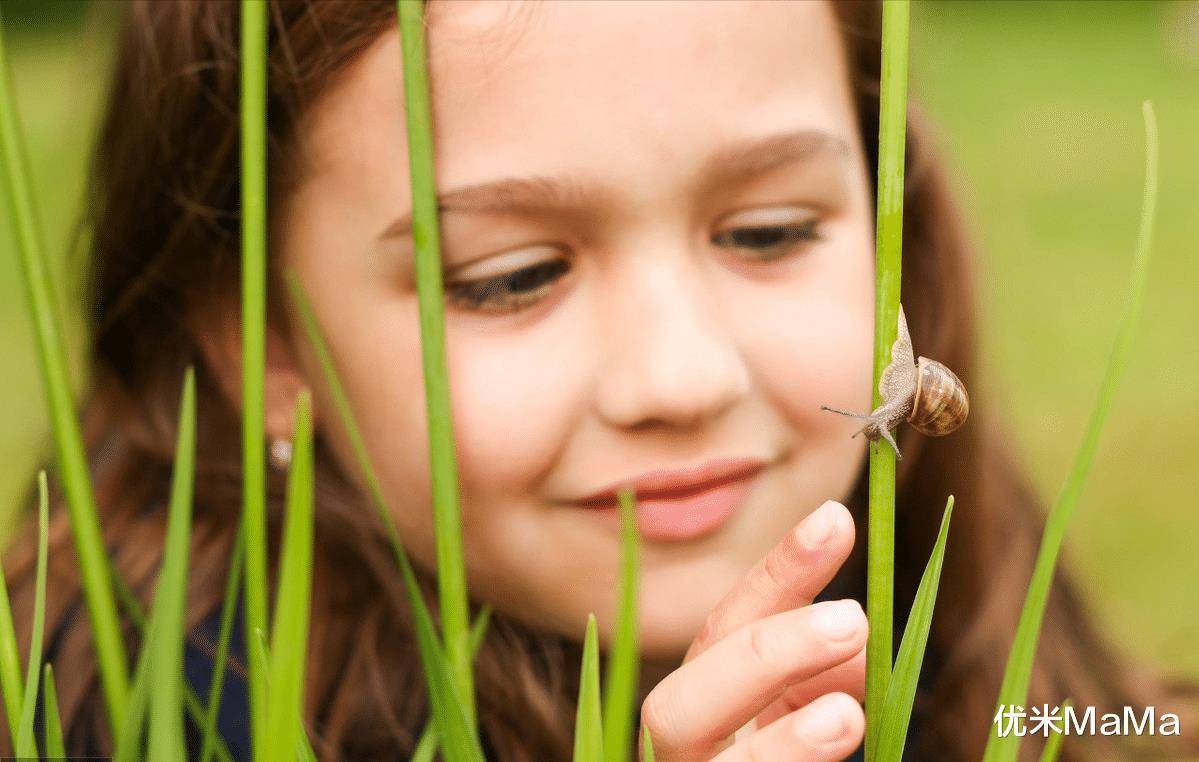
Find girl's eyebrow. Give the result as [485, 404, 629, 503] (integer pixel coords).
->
[699, 128, 851, 191]
[378, 128, 850, 240]
[378, 176, 609, 240]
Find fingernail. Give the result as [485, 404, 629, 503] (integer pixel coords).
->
[795, 696, 848, 744]
[813, 600, 863, 641]
[800, 501, 839, 549]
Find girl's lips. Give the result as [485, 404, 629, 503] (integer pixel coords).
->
[571, 458, 767, 541]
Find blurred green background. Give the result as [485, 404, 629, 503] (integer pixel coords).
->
[1, 0, 1196, 685]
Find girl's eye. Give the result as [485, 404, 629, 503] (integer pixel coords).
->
[445, 250, 571, 313]
[711, 207, 823, 262]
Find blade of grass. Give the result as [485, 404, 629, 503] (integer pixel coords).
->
[602, 489, 640, 762]
[41, 664, 64, 759]
[408, 581, 486, 762]
[14, 472, 48, 758]
[640, 724, 655, 762]
[254, 628, 270, 691]
[266, 392, 315, 762]
[117, 373, 197, 762]
[411, 607, 492, 762]
[200, 524, 246, 762]
[146, 369, 196, 761]
[396, 0, 474, 723]
[299, 732, 318, 762]
[574, 614, 604, 762]
[865, 2, 910, 759]
[874, 496, 953, 762]
[0, 518, 23, 744]
[286, 271, 483, 756]
[239, 0, 271, 756]
[982, 100, 1158, 762]
[114, 627, 152, 762]
[0, 4, 129, 731]
[110, 567, 234, 762]
[285, 271, 401, 558]
[1038, 699, 1072, 762]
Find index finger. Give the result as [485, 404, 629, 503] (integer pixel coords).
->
[685, 499, 855, 661]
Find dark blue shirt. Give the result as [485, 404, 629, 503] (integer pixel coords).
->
[36, 597, 253, 760]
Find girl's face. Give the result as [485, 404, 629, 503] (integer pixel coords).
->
[279, 0, 874, 659]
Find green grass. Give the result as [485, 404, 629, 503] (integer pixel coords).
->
[0, 481, 22, 743]
[875, 496, 953, 762]
[410, 608, 493, 762]
[238, 1, 270, 754]
[0, 5, 128, 730]
[265, 391, 316, 762]
[147, 369, 197, 760]
[288, 269, 484, 760]
[1038, 698, 1071, 762]
[982, 99, 1159, 762]
[602, 489, 641, 762]
[199, 525, 245, 762]
[14, 471, 46, 758]
[396, 0, 475, 723]
[41, 663, 64, 758]
[574, 614, 604, 762]
[910, 0, 1199, 677]
[864, 2, 910, 758]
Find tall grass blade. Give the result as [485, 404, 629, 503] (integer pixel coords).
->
[874, 496, 953, 762]
[110, 561, 234, 762]
[118, 372, 197, 761]
[266, 392, 316, 762]
[982, 100, 1158, 762]
[14, 472, 47, 757]
[408, 582, 485, 762]
[395, 0, 475, 723]
[298, 733, 318, 762]
[147, 369, 196, 761]
[114, 629, 152, 762]
[1038, 699, 1071, 762]
[285, 271, 399, 552]
[411, 607, 492, 762]
[574, 614, 604, 762]
[0, 4, 129, 730]
[640, 724, 655, 762]
[602, 489, 640, 762]
[865, 2, 910, 758]
[0, 515, 23, 744]
[238, 0, 271, 755]
[200, 525, 246, 762]
[287, 271, 483, 756]
[246, 574, 318, 762]
[41, 664, 64, 759]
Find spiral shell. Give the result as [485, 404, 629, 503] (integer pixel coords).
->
[906, 357, 969, 436]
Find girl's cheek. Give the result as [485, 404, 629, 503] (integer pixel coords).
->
[729, 278, 874, 433]
[445, 317, 589, 500]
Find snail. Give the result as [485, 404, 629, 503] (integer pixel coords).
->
[820, 304, 968, 458]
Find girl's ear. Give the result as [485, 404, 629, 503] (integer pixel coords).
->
[195, 302, 314, 444]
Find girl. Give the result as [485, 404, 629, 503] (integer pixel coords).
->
[3, 1, 1195, 759]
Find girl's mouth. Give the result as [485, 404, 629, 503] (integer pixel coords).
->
[571, 458, 767, 541]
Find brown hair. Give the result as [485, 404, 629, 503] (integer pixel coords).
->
[3, 1, 1195, 759]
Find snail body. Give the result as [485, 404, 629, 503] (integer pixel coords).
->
[820, 305, 969, 458]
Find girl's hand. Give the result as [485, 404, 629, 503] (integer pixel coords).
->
[640, 500, 866, 761]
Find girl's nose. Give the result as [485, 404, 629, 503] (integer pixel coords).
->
[592, 257, 751, 431]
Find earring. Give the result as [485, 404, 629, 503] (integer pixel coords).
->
[269, 438, 293, 470]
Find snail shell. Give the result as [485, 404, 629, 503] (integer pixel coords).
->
[907, 357, 969, 436]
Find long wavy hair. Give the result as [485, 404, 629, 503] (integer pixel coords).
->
[3, 1, 1196, 759]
